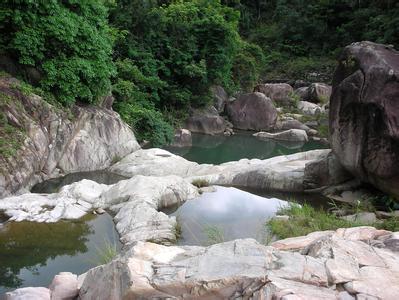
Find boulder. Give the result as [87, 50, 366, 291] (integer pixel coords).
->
[210, 85, 228, 113]
[184, 106, 228, 135]
[49, 272, 79, 300]
[340, 212, 377, 224]
[304, 150, 353, 190]
[0, 76, 140, 198]
[297, 101, 323, 115]
[254, 129, 308, 143]
[254, 83, 294, 106]
[294, 86, 309, 101]
[329, 41, 399, 198]
[170, 128, 192, 147]
[307, 83, 332, 104]
[226, 92, 278, 131]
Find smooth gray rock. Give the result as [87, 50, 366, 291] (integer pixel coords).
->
[170, 128, 192, 147]
[4, 287, 50, 300]
[330, 41, 399, 198]
[254, 83, 294, 106]
[0, 77, 139, 198]
[297, 101, 323, 115]
[109, 148, 331, 193]
[211, 85, 228, 113]
[226, 92, 278, 131]
[254, 129, 308, 143]
[304, 150, 353, 190]
[184, 106, 228, 135]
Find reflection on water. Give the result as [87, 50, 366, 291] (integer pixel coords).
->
[165, 132, 327, 164]
[31, 171, 127, 194]
[168, 186, 289, 246]
[0, 213, 120, 294]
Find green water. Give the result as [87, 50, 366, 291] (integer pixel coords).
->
[165, 132, 328, 164]
[0, 213, 121, 294]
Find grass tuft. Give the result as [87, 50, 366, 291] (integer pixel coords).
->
[191, 179, 210, 188]
[94, 239, 118, 265]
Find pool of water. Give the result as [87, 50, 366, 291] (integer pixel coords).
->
[164, 132, 328, 165]
[166, 186, 290, 246]
[31, 171, 127, 194]
[0, 213, 121, 294]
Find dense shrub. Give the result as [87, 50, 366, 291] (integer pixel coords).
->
[115, 102, 173, 147]
[0, 1, 115, 105]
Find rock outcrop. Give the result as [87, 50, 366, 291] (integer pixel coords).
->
[226, 92, 278, 131]
[210, 85, 228, 113]
[304, 150, 353, 191]
[184, 106, 229, 135]
[0, 76, 140, 198]
[330, 41, 399, 198]
[109, 148, 330, 192]
[77, 227, 399, 299]
[254, 83, 294, 106]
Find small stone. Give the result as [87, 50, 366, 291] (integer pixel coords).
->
[273, 215, 289, 221]
[95, 208, 106, 214]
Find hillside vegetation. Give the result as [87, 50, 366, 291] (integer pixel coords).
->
[1, 0, 398, 145]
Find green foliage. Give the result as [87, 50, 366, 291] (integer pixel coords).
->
[268, 203, 399, 239]
[0, 93, 26, 159]
[1, 1, 115, 105]
[94, 239, 118, 265]
[111, 0, 242, 109]
[115, 102, 173, 147]
[203, 225, 225, 245]
[268, 204, 363, 239]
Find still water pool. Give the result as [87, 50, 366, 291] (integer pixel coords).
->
[0, 213, 121, 294]
[164, 132, 327, 164]
[165, 186, 290, 246]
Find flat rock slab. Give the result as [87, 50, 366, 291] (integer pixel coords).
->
[79, 227, 399, 299]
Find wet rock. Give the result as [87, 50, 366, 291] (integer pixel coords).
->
[49, 272, 78, 300]
[170, 128, 192, 147]
[254, 129, 308, 143]
[330, 41, 399, 198]
[254, 83, 294, 106]
[184, 106, 228, 135]
[226, 92, 278, 131]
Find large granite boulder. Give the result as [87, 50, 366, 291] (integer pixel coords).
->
[254, 83, 294, 106]
[330, 41, 399, 198]
[0, 76, 140, 198]
[303, 150, 353, 191]
[226, 92, 278, 131]
[184, 106, 228, 135]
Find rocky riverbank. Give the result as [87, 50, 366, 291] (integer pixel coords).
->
[0, 76, 140, 198]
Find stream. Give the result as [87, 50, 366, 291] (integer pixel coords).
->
[0, 132, 328, 292]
